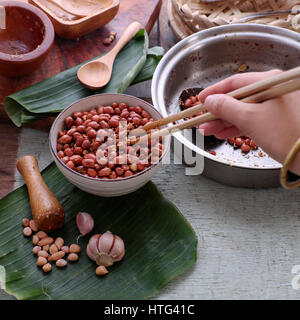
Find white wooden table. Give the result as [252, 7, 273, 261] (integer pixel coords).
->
[2, 0, 300, 300]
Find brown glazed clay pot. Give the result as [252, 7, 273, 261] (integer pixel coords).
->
[0, 1, 54, 77]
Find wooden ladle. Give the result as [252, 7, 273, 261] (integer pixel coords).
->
[47, 0, 112, 17]
[17, 156, 65, 232]
[77, 21, 143, 90]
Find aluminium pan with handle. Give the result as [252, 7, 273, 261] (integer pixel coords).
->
[151, 24, 300, 188]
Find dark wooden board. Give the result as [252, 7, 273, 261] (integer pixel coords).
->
[0, 0, 162, 198]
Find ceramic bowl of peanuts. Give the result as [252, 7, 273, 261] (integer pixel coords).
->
[49, 94, 169, 197]
[22, 212, 125, 276]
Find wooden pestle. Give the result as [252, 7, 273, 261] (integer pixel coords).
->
[17, 156, 64, 232]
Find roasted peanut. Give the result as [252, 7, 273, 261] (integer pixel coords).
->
[32, 246, 41, 255]
[67, 253, 79, 262]
[32, 235, 39, 245]
[42, 263, 52, 273]
[56, 259, 67, 267]
[69, 244, 81, 254]
[29, 220, 38, 232]
[38, 237, 54, 246]
[49, 244, 58, 255]
[54, 237, 64, 250]
[38, 250, 49, 258]
[37, 256, 47, 267]
[22, 218, 30, 227]
[61, 246, 69, 254]
[43, 244, 50, 252]
[96, 266, 109, 276]
[23, 227, 32, 237]
[36, 231, 48, 239]
[49, 251, 65, 261]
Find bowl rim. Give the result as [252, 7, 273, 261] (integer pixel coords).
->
[49, 93, 170, 183]
[0, 0, 55, 62]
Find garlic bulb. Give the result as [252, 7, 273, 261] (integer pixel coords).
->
[86, 231, 125, 267]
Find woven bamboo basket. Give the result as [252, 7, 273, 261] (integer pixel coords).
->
[169, 0, 300, 39]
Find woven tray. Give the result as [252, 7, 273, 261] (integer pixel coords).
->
[169, 0, 300, 39]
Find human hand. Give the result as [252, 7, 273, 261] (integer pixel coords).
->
[198, 70, 300, 175]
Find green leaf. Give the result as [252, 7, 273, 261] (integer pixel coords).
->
[5, 30, 163, 127]
[0, 164, 197, 300]
[132, 46, 164, 84]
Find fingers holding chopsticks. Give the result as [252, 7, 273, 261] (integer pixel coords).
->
[199, 94, 255, 138]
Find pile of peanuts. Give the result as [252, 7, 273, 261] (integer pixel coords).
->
[184, 95, 258, 154]
[57, 103, 164, 179]
[22, 218, 81, 273]
[227, 136, 258, 153]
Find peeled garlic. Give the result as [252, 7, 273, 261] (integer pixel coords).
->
[86, 231, 125, 267]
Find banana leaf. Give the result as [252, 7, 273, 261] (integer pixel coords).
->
[0, 164, 197, 300]
[5, 30, 163, 127]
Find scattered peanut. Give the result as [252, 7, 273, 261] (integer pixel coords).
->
[61, 246, 69, 254]
[38, 250, 49, 258]
[32, 235, 39, 245]
[102, 31, 117, 45]
[103, 37, 112, 45]
[68, 253, 79, 262]
[29, 220, 38, 232]
[22, 218, 30, 227]
[42, 263, 52, 273]
[43, 244, 50, 252]
[49, 251, 65, 262]
[49, 244, 58, 255]
[54, 237, 64, 250]
[32, 246, 41, 255]
[23, 227, 32, 237]
[37, 256, 47, 267]
[96, 265, 109, 276]
[23, 218, 82, 275]
[56, 259, 67, 267]
[38, 237, 54, 246]
[36, 231, 48, 239]
[69, 244, 81, 253]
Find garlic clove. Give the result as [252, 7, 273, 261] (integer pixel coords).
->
[86, 234, 101, 261]
[110, 235, 125, 262]
[97, 231, 114, 255]
[76, 212, 94, 236]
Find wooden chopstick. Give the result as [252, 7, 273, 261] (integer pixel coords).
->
[137, 66, 300, 133]
[136, 77, 300, 145]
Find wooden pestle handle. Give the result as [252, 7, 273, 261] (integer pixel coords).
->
[17, 156, 64, 232]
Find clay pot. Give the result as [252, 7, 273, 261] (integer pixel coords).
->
[0, 1, 54, 77]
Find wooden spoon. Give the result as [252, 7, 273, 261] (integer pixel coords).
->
[77, 21, 143, 90]
[47, 0, 112, 17]
[17, 156, 65, 232]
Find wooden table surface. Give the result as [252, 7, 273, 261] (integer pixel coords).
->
[2, 0, 300, 300]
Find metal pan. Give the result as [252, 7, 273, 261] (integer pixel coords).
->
[151, 24, 300, 188]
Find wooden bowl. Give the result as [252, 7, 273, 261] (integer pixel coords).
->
[0, 1, 54, 77]
[29, 0, 120, 39]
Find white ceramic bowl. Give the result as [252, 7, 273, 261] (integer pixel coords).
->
[49, 94, 170, 197]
